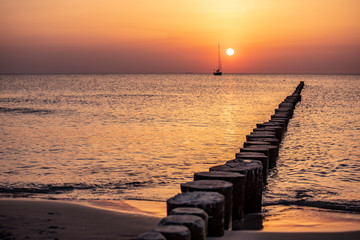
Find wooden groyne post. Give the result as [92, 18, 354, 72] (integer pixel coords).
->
[137, 81, 304, 238]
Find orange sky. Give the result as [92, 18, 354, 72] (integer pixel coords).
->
[1, 0, 359, 74]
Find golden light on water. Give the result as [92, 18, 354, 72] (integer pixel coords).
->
[262, 206, 360, 232]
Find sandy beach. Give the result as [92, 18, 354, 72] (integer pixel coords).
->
[0, 198, 162, 240]
[1, 198, 360, 240]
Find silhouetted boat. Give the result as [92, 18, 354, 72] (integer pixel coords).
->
[213, 43, 222, 75]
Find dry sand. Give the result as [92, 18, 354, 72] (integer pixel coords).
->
[1, 198, 359, 240]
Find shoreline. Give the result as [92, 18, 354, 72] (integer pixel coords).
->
[1, 198, 359, 240]
[77, 199, 167, 218]
[0, 198, 162, 240]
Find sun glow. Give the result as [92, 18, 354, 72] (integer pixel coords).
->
[1, 0, 360, 74]
[226, 48, 235, 56]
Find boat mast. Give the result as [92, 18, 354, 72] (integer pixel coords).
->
[217, 43, 222, 71]
[213, 43, 222, 75]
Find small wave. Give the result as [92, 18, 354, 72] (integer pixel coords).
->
[117, 94, 158, 98]
[0, 184, 94, 195]
[0, 97, 32, 103]
[0, 107, 53, 115]
[293, 189, 337, 199]
[124, 196, 166, 202]
[124, 180, 154, 187]
[103, 180, 154, 189]
[0, 181, 155, 196]
[263, 199, 360, 213]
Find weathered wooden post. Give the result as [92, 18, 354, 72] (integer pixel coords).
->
[276, 107, 294, 117]
[181, 180, 233, 230]
[136, 231, 166, 240]
[278, 104, 296, 110]
[271, 112, 290, 120]
[246, 144, 279, 168]
[153, 225, 191, 240]
[246, 134, 279, 145]
[243, 141, 271, 147]
[194, 171, 246, 219]
[253, 127, 283, 140]
[158, 215, 206, 240]
[169, 208, 208, 236]
[250, 131, 277, 139]
[260, 126, 284, 140]
[258, 121, 286, 129]
[247, 132, 276, 139]
[246, 137, 280, 146]
[167, 192, 225, 237]
[240, 146, 273, 170]
[235, 152, 268, 184]
[209, 160, 263, 213]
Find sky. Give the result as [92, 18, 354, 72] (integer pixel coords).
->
[0, 0, 359, 74]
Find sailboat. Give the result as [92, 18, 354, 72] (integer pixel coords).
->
[213, 43, 222, 75]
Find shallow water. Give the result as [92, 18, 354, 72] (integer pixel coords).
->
[264, 76, 360, 213]
[0, 74, 359, 216]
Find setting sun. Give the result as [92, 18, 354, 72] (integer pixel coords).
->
[0, 0, 360, 74]
[226, 48, 234, 56]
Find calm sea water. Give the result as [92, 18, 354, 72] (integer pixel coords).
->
[1, 74, 359, 215]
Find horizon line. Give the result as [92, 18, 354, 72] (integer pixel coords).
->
[1, 72, 360, 76]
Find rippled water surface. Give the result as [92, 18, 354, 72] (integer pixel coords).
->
[264, 76, 360, 212]
[1, 74, 359, 215]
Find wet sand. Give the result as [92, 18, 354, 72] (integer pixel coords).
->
[0, 198, 162, 240]
[1, 198, 359, 240]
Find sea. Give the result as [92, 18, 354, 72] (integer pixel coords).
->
[1, 74, 359, 224]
